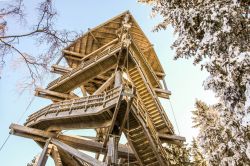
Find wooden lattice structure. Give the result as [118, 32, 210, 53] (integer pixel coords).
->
[10, 11, 185, 166]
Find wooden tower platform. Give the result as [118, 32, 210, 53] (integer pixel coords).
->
[10, 11, 185, 166]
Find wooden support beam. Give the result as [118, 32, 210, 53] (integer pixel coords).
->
[142, 44, 154, 53]
[51, 145, 63, 166]
[107, 135, 119, 165]
[36, 141, 83, 166]
[9, 124, 135, 160]
[80, 85, 87, 96]
[10, 123, 56, 138]
[154, 88, 171, 99]
[64, 55, 82, 61]
[51, 65, 72, 75]
[35, 88, 77, 101]
[155, 72, 165, 79]
[102, 87, 124, 162]
[158, 133, 186, 142]
[81, 38, 118, 61]
[88, 28, 101, 47]
[93, 74, 114, 95]
[114, 70, 122, 88]
[36, 138, 51, 166]
[63, 50, 83, 58]
[97, 75, 110, 80]
[119, 92, 135, 136]
[51, 138, 107, 166]
[64, 38, 118, 63]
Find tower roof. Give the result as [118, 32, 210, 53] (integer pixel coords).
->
[63, 11, 165, 76]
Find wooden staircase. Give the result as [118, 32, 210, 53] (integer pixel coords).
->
[126, 122, 160, 166]
[128, 67, 173, 134]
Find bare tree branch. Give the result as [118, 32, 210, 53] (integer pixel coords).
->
[0, 0, 79, 90]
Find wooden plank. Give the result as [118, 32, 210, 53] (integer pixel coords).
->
[158, 133, 186, 142]
[36, 138, 51, 166]
[9, 124, 135, 159]
[51, 65, 72, 75]
[118, 91, 135, 136]
[63, 50, 83, 58]
[154, 88, 171, 99]
[51, 139, 107, 166]
[107, 136, 119, 165]
[81, 38, 118, 61]
[9, 123, 56, 138]
[51, 145, 63, 166]
[155, 72, 165, 78]
[88, 28, 101, 47]
[93, 74, 114, 95]
[114, 70, 122, 88]
[36, 141, 82, 166]
[80, 85, 87, 96]
[35, 88, 76, 101]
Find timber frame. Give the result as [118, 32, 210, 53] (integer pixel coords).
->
[10, 11, 185, 166]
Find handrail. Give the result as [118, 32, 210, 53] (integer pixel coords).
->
[47, 42, 123, 89]
[26, 87, 122, 124]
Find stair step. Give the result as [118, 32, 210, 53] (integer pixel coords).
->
[136, 85, 147, 91]
[141, 151, 155, 159]
[132, 136, 147, 144]
[130, 132, 145, 140]
[146, 160, 159, 166]
[140, 91, 150, 97]
[143, 100, 154, 105]
[152, 116, 162, 122]
[155, 123, 166, 130]
[129, 71, 140, 78]
[136, 141, 150, 149]
[129, 68, 138, 74]
[137, 146, 151, 154]
[145, 102, 155, 108]
[144, 157, 158, 165]
[154, 119, 164, 126]
[132, 76, 143, 83]
[147, 109, 158, 115]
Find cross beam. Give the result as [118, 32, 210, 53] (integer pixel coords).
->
[35, 88, 77, 101]
[9, 124, 135, 160]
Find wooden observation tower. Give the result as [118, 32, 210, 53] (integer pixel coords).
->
[10, 11, 185, 166]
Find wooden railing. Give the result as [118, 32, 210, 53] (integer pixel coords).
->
[26, 87, 122, 124]
[47, 42, 122, 89]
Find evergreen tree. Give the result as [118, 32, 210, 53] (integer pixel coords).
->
[190, 138, 207, 166]
[139, 0, 250, 164]
[138, 0, 250, 111]
[192, 100, 250, 165]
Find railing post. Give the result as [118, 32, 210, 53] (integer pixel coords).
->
[103, 91, 107, 108]
[84, 96, 89, 112]
[114, 69, 122, 88]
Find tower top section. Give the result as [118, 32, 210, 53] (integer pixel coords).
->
[63, 11, 165, 77]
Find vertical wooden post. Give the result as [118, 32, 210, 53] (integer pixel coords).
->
[80, 85, 87, 96]
[36, 138, 51, 166]
[114, 69, 122, 88]
[51, 145, 63, 166]
[107, 135, 119, 165]
[162, 77, 168, 91]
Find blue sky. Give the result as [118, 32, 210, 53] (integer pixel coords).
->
[0, 0, 217, 165]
